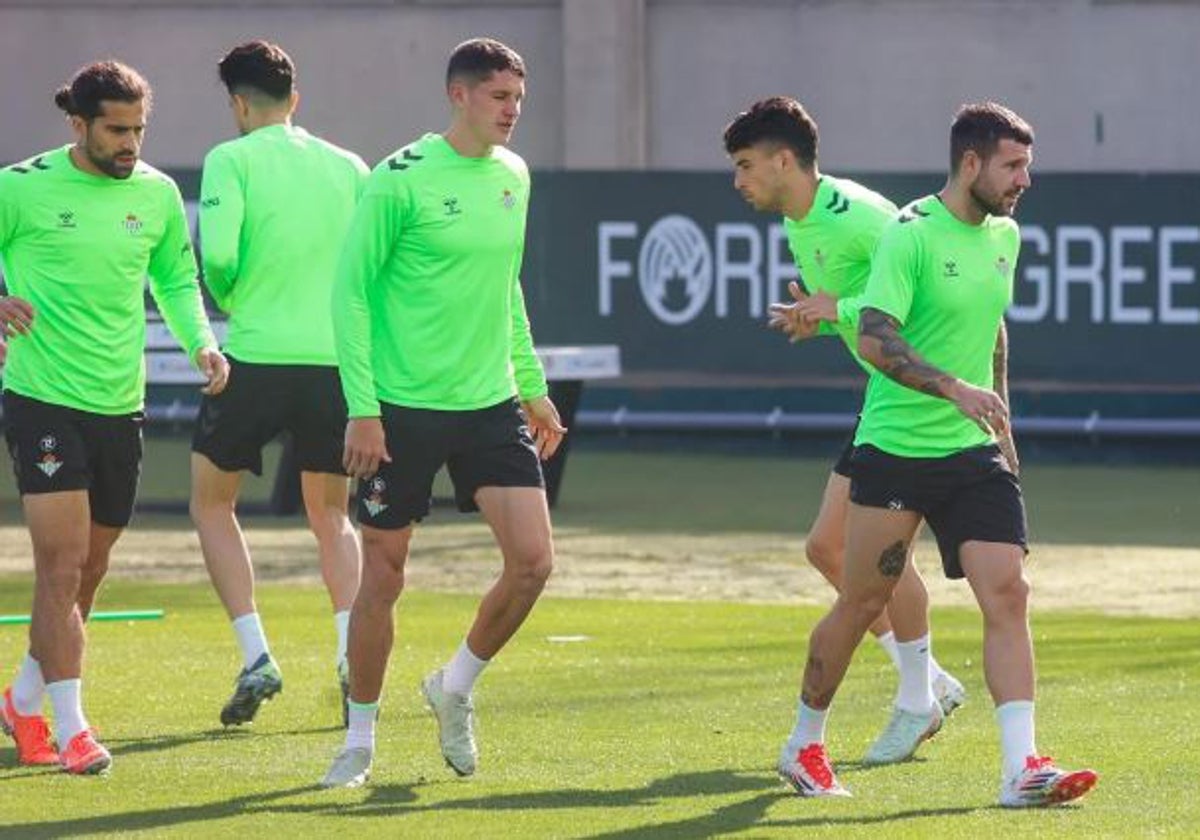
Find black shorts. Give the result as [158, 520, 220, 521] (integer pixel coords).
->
[831, 419, 860, 478]
[849, 443, 1027, 579]
[191, 358, 347, 476]
[2, 390, 143, 527]
[358, 398, 544, 530]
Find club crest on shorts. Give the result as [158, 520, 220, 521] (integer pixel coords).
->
[36, 435, 61, 478]
[363, 476, 388, 518]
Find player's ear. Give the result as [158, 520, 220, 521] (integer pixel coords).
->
[447, 78, 469, 110]
[288, 90, 300, 117]
[961, 149, 982, 181]
[68, 114, 88, 144]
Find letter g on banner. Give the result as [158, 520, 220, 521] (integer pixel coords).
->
[638, 215, 713, 325]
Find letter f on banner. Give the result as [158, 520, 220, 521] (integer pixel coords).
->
[598, 222, 638, 315]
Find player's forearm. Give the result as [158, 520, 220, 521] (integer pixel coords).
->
[993, 321, 1020, 470]
[858, 307, 960, 400]
[152, 274, 218, 358]
[509, 275, 548, 400]
[201, 265, 236, 312]
[331, 270, 380, 417]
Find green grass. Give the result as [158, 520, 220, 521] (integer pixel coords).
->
[1, 445, 1198, 835]
[0, 581, 1196, 837]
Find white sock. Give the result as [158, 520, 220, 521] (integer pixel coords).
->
[334, 610, 351, 665]
[894, 634, 935, 714]
[928, 654, 949, 684]
[874, 631, 902, 672]
[996, 700, 1037, 780]
[442, 641, 489, 695]
[11, 653, 45, 716]
[345, 700, 378, 752]
[785, 700, 828, 750]
[231, 612, 270, 669]
[46, 678, 88, 747]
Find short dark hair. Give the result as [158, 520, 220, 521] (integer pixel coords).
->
[722, 96, 819, 170]
[218, 40, 295, 101]
[446, 38, 525, 87]
[54, 60, 151, 120]
[950, 102, 1034, 172]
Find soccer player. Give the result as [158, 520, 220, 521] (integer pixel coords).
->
[319, 37, 564, 789]
[781, 102, 1098, 806]
[723, 97, 966, 774]
[0, 61, 226, 774]
[189, 40, 369, 728]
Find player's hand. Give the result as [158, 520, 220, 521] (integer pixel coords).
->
[0, 295, 34, 338]
[947, 380, 1009, 435]
[521, 395, 567, 460]
[344, 417, 391, 479]
[794, 290, 839, 324]
[767, 281, 819, 342]
[194, 347, 230, 396]
[0, 336, 7, 367]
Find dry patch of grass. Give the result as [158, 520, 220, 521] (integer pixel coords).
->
[3, 520, 1197, 618]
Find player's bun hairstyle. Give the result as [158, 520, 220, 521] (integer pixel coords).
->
[722, 96, 818, 170]
[446, 37, 525, 87]
[218, 40, 295, 101]
[54, 60, 151, 120]
[950, 102, 1034, 171]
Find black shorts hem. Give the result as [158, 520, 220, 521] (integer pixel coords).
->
[191, 443, 265, 477]
[453, 476, 547, 513]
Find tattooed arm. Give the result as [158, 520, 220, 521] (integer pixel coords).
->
[992, 320, 1020, 474]
[857, 306, 1010, 435]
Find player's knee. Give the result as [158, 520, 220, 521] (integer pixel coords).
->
[982, 572, 1030, 625]
[805, 535, 843, 576]
[82, 551, 110, 583]
[36, 559, 84, 600]
[837, 588, 890, 629]
[188, 494, 234, 526]
[307, 506, 350, 545]
[510, 544, 553, 593]
[361, 531, 408, 598]
[361, 557, 404, 602]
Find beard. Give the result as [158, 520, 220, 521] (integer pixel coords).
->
[83, 136, 136, 179]
[968, 178, 1021, 218]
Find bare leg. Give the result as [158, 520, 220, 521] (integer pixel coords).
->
[805, 473, 893, 638]
[801, 505, 923, 710]
[189, 453, 253, 619]
[347, 525, 411, 703]
[24, 491, 91, 682]
[465, 486, 554, 660]
[882, 524, 930, 644]
[961, 541, 1034, 704]
[301, 471, 361, 613]
[807, 473, 932, 643]
[78, 523, 123, 621]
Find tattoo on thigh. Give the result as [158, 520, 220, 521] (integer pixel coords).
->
[877, 541, 907, 578]
[800, 655, 834, 709]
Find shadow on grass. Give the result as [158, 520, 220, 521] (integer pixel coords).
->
[1, 766, 989, 839]
[104, 724, 343, 758]
[0, 783, 339, 839]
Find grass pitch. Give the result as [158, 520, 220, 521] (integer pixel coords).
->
[0, 583, 1197, 838]
[0, 445, 1198, 837]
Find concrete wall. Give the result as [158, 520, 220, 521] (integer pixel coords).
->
[0, 2, 564, 168]
[1, 0, 1198, 171]
[647, 0, 1200, 172]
